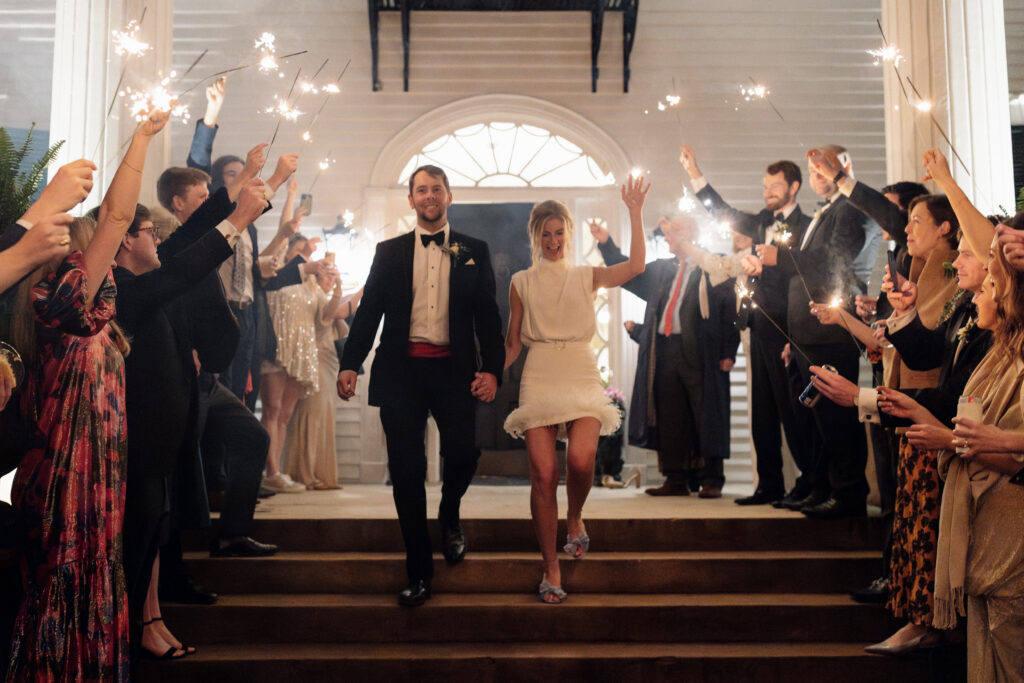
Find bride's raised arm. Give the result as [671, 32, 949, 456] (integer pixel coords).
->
[593, 175, 649, 290]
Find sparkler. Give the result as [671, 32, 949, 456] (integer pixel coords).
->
[867, 43, 904, 67]
[112, 19, 151, 57]
[177, 50, 308, 96]
[308, 152, 334, 193]
[677, 191, 696, 214]
[744, 77, 786, 123]
[342, 209, 355, 228]
[630, 167, 645, 179]
[121, 72, 190, 124]
[260, 67, 304, 174]
[301, 59, 352, 146]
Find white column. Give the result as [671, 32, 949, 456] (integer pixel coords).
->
[49, 0, 173, 211]
[881, 0, 1014, 213]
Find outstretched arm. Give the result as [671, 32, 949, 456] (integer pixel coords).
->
[922, 148, 994, 260]
[593, 175, 649, 289]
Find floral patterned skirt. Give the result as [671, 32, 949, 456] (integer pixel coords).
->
[887, 436, 943, 625]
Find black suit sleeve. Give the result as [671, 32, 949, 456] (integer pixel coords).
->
[885, 313, 949, 371]
[339, 242, 388, 373]
[117, 229, 234, 321]
[0, 224, 27, 252]
[597, 238, 659, 301]
[470, 241, 505, 382]
[628, 322, 645, 344]
[712, 280, 740, 361]
[696, 184, 761, 240]
[776, 202, 867, 296]
[847, 181, 909, 248]
[264, 255, 304, 291]
[190, 275, 240, 373]
[158, 186, 234, 261]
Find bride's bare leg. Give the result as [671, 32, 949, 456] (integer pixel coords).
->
[525, 425, 561, 595]
[565, 417, 600, 550]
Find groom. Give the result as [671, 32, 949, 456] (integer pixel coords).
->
[337, 165, 504, 606]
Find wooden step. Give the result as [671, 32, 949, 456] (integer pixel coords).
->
[187, 516, 886, 553]
[182, 551, 880, 595]
[160, 592, 892, 645]
[140, 641, 939, 683]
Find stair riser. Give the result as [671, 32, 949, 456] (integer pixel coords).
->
[161, 604, 891, 644]
[187, 518, 886, 553]
[141, 654, 932, 683]
[187, 558, 879, 594]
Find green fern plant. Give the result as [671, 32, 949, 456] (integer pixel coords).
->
[1017, 184, 1024, 212]
[0, 124, 64, 233]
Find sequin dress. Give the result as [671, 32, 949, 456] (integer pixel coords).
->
[7, 253, 130, 682]
[264, 277, 322, 394]
[285, 281, 341, 488]
[503, 258, 620, 441]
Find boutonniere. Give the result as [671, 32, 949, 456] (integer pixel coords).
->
[441, 241, 471, 264]
[942, 261, 956, 278]
[956, 317, 977, 341]
[813, 209, 822, 223]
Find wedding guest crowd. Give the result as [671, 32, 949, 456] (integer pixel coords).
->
[0, 65, 1022, 683]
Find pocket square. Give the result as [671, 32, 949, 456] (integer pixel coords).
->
[465, 258, 476, 265]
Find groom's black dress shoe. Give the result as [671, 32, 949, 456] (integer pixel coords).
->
[801, 497, 866, 519]
[440, 519, 467, 564]
[398, 580, 432, 607]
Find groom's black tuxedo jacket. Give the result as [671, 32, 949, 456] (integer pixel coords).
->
[339, 230, 504, 407]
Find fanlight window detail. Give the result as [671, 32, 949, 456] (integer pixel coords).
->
[399, 123, 615, 188]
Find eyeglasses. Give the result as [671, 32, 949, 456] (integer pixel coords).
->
[134, 226, 159, 238]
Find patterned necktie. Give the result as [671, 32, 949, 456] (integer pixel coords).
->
[662, 265, 685, 337]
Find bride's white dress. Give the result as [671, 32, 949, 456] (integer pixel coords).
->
[503, 257, 621, 441]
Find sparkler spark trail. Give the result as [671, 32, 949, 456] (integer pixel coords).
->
[308, 151, 334, 193]
[302, 59, 352, 145]
[746, 77, 786, 123]
[735, 283, 814, 365]
[867, 43, 904, 67]
[112, 19, 151, 57]
[177, 50, 308, 96]
[122, 73, 190, 124]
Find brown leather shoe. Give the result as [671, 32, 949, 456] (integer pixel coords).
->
[698, 485, 722, 499]
[645, 483, 690, 496]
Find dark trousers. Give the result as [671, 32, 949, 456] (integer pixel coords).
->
[378, 357, 480, 583]
[793, 343, 868, 504]
[749, 319, 812, 495]
[220, 304, 254, 402]
[653, 335, 724, 488]
[198, 372, 268, 539]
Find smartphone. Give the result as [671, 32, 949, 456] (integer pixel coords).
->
[887, 250, 904, 287]
[299, 193, 313, 215]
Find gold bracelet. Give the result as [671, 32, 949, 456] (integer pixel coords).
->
[122, 160, 143, 174]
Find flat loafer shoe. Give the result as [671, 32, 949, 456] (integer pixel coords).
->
[398, 580, 432, 607]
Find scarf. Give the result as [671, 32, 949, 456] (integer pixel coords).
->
[933, 350, 1024, 628]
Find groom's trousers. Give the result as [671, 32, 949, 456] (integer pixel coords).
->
[379, 356, 480, 582]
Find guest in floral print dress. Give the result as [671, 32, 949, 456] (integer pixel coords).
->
[6, 105, 170, 682]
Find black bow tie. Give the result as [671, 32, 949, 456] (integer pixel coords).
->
[774, 212, 785, 223]
[420, 232, 444, 248]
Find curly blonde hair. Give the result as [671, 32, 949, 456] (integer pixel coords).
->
[527, 199, 574, 264]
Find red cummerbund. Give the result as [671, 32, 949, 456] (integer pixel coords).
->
[407, 341, 452, 358]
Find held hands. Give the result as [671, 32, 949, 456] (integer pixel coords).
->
[588, 220, 610, 244]
[678, 145, 701, 179]
[337, 369, 357, 400]
[755, 244, 777, 266]
[620, 174, 650, 212]
[471, 372, 498, 402]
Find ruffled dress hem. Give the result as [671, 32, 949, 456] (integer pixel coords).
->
[504, 394, 621, 441]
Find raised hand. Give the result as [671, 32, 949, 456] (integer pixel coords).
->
[280, 207, 308, 236]
[136, 104, 172, 137]
[997, 224, 1024, 272]
[20, 160, 96, 225]
[229, 179, 269, 230]
[268, 153, 299, 191]
[882, 266, 917, 314]
[287, 175, 299, 197]
[620, 174, 650, 212]
[679, 145, 701, 179]
[806, 148, 842, 179]
[204, 77, 226, 126]
[921, 148, 952, 185]
[588, 219, 609, 244]
[755, 244, 777, 266]
[244, 143, 269, 178]
[19, 212, 74, 265]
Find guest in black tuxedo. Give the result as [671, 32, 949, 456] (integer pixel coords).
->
[679, 146, 815, 506]
[748, 144, 871, 519]
[595, 216, 739, 499]
[114, 180, 268, 663]
[154, 168, 280, 565]
[337, 165, 504, 606]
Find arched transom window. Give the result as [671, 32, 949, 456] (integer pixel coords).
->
[398, 122, 615, 188]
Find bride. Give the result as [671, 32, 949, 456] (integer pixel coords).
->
[503, 175, 650, 603]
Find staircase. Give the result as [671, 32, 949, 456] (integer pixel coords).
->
[142, 511, 945, 682]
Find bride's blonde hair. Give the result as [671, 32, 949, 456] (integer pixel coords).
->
[528, 200, 574, 264]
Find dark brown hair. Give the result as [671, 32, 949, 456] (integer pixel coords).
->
[407, 165, 450, 195]
[765, 160, 801, 189]
[156, 167, 212, 213]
